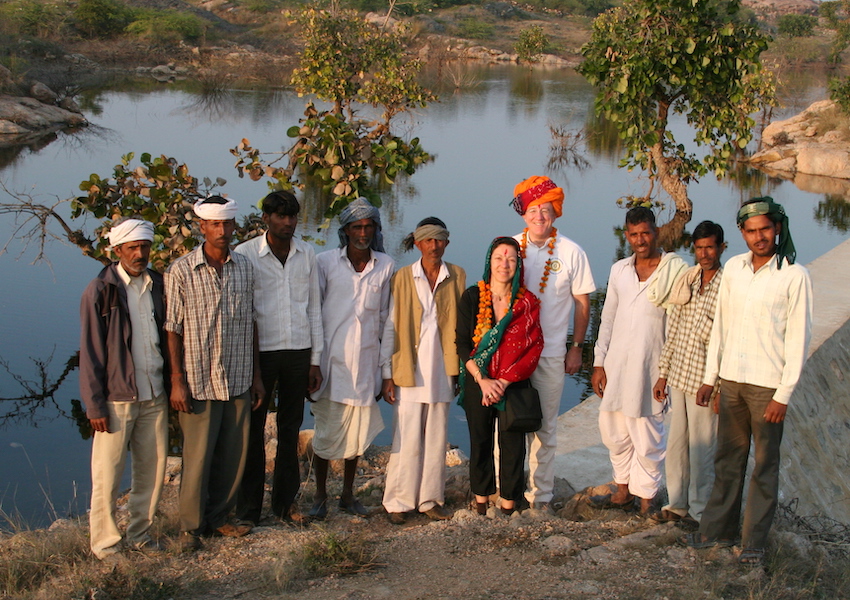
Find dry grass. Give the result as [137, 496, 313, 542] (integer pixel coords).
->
[811, 104, 850, 142]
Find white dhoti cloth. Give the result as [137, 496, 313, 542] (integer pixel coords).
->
[382, 400, 449, 513]
[599, 409, 666, 499]
[311, 397, 383, 460]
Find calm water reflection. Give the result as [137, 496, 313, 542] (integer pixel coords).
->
[1, 65, 847, 526]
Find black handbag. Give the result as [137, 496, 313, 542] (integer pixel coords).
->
[499, 385, 542, 433]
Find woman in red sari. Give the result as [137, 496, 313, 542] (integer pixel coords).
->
[456, 237, 543, 515]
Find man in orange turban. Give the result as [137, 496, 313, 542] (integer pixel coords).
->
[509, 176, 596, 512]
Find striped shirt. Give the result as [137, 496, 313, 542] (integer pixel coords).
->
[657, 266, 722, 397]
[164, 245, 255, 401]
[703, 252, 812, 405]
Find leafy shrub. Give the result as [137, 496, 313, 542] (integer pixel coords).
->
[778, 14, 817, 37]
[0, 0, 69, 39]
[829, 76, 850, 114]
[73, 0, 133, 38]
[455, 17, 494, 39]
[515, 24, 548, 63]
[126, 10, 205, 44]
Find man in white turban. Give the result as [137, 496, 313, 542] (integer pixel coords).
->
[310, 197, 394, 519]
[80, 217, 168, 558]
[165, 195, 265, 551]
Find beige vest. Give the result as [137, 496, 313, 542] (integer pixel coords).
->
[390, 262, 466, 387]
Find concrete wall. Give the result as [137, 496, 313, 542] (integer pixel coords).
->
[779, 237, 850, 523]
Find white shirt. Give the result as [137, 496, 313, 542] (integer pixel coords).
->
[316, 246, 394, 406]
[703, 252, 813, 405]
[380, 260, 453, 404]
[593, 254, 672, 418]
[514, 232, 596, 357]
[117, 264, 164, 402]
[234, 233, 323, 363]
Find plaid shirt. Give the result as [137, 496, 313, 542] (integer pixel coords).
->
[165, 245, 255, 401]
[657, 266, 722, 397]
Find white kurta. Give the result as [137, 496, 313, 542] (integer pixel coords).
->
[315, 247, 394, 406]
[593, 254, 677, 418]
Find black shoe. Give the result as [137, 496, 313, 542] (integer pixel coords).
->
[338, 497, 370, 517]
[308, 498, 328, 520]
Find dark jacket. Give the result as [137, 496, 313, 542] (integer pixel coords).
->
[79, 263, 167, 420]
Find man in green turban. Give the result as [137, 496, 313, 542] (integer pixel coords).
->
[683, 197, 813, 567]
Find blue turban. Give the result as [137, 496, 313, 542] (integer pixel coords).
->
[337, 197, 385, 252]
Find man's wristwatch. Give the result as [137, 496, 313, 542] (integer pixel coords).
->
[571, 342, 584, 349]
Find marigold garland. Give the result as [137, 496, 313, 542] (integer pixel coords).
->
[519, 227, 557, 294]
[472, 280, 526, 351]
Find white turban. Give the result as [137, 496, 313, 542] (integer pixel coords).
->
[193, 196, 238, 221]
[107, 219, 154, 249]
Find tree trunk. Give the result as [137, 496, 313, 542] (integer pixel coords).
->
[649, 142, 693, 216]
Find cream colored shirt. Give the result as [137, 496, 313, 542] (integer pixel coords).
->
[234, 233, 323, 363]
[117, 264, 164, 402]
[703, 252, 813, 405]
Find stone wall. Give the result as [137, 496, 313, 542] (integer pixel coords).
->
[779, 237, 850, 523]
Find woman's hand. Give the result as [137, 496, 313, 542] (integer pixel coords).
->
[479, 377, 507, 406]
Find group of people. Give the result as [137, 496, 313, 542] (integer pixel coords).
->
[79, 176, 812, 567]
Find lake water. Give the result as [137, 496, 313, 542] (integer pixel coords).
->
[0, 65, 847, 527]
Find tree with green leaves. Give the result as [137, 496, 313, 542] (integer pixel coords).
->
[515, 24, 549, 65]
[232, 7, 434, 221]
[1, 153, 263, 272]
[821, 0, 850, 63]
[577, 0, 774, 221]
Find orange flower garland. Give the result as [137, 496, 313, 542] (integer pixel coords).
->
[519, 227, 557, 294]
[472, 280, 527, 351]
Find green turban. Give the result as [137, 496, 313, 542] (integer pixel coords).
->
[736, 196, 796, 269]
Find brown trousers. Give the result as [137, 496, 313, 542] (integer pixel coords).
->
[699, 380, 784, 549]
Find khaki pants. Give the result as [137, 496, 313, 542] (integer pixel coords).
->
[663, 387, 718, 522]
[178, 392, 251, 534]
[526, 356, 567, 504]
[90, 396, 167, 559]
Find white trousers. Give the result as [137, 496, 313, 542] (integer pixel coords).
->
[526, 356, 566, 504]
[599, 409, 665, 499]
[663, 387, 718, 521]
[90, 396, 168, 559]
[382, 400, 449, 513]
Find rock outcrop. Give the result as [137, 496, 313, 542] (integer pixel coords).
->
[749, 100, 850, 197]
[0, 65, 88, 147]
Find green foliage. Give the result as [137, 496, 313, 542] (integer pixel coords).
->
[72, 153, 230, 270]
[777, 14, 817, 38]
[290, 8, 433, 118]
[231, 104, 432, 218]
[515, 24, 549, 63]
[234, 8, 435, 220]
[821, 0, 850, 63]
[125, 10, 205, 44]
[0, 0, 69, 39]
[73, 0, 133, 38]
[577, 0, 774, 212]
[455, 17, 494, 39]
[240, 0, 285, 13]
[829, 75, 850, 113]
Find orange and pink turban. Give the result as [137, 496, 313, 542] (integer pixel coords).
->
[510, 176, 564, 218]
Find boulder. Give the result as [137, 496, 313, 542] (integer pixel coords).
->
[796, 145, 850, 179]
[29, 82, 57, 104]
[0, 95, 87, 137]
